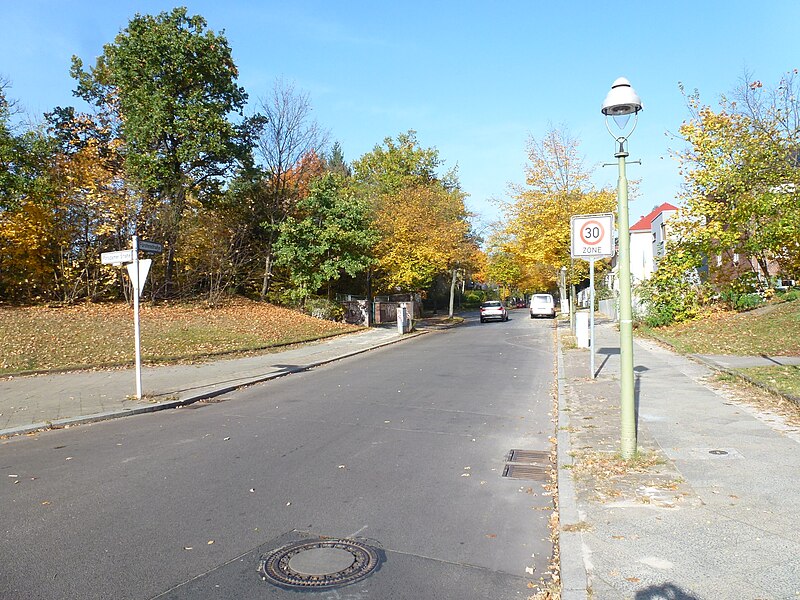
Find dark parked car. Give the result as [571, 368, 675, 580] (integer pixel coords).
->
[480, 300, 508, 323]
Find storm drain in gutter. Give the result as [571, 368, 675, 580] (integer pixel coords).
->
[502, 449, 551, 481]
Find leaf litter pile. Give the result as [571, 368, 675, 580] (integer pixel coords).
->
[0, 298, 360, 375]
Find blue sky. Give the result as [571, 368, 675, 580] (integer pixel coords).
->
[3, 1, 799, 231]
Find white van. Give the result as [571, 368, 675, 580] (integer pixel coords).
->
[529, 294, 556, 318]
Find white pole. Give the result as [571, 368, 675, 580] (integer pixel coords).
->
[590, 258, 596, 379]
[132, 235, 142, 400]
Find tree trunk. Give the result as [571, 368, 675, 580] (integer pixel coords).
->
[448, 268, 457, 318]
[260, 253, 273, 300]
[164, 244, 176, 298]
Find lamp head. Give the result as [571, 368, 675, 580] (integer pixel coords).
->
[601, 77, 642, 117]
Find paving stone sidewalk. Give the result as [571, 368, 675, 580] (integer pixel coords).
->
[557, 318, 800, 600]
[0, 325, 425, 438]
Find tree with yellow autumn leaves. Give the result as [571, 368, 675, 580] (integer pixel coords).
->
[353, 131, 481, 300]
[492, 126, 615, 294]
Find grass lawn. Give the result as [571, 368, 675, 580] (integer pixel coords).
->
[642, 299, 800, 355]
[735, 365, 800, 399]
[641, 298, 800, 400]
[0, 298, 361, 375]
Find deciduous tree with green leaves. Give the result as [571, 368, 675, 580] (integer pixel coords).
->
[70, 7, 252, 295]
[273, 173, 377, 302]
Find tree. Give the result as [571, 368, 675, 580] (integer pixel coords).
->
[0, 80, 64, 302]
[353, 129, 457, 194]
[70, 8, 251, 295]
[273, 174, 377, 302]
[252, 78, 329, 298]
[325, 141, 351, 177]
[352, 130, 475, 297]
[0, 79, 53, 214]
[675, 75, 800, 285]
[498, 126, 616, 292]
[371, 184, 472, 293]
[0, 77, 21, 211]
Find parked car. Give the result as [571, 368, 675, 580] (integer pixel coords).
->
[529, 294, 556, 318]
[480, 300, 508, 323]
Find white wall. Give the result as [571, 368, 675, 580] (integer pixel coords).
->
[629, 230, 654, 284]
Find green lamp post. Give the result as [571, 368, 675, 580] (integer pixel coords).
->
[602, 77, 642, 459]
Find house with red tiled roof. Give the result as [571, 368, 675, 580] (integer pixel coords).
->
[629, 202, 679, 283]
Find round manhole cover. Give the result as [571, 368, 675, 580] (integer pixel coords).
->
[259, 539, 380, 589]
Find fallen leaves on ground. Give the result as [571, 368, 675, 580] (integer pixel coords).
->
[0, 297, 360, 374]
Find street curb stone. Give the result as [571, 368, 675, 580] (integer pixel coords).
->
[1, 329, 427, 439]
[556, 324, 589, 600]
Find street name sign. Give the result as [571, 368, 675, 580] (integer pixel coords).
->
[101, 249, 134, 265]
[138, 240, 163, 254]
[571, 213, 614, 259]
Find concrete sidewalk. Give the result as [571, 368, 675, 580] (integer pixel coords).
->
[0, 325, 426, 438]
[557, 319, 800, 600]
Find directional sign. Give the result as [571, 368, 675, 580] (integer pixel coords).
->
[571, 213, 614, 259]
[101, 249, 134, 265]
[138, 240, 163, 254]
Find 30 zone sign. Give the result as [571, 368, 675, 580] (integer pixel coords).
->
[571, 213, 614, 259]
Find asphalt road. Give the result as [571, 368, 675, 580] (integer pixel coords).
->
[1, 310, 558, 599]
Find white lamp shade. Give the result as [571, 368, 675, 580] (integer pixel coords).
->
[601, 77, 642, 116]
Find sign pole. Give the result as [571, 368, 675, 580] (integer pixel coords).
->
[132, 235, 142, 400]
[589, 257, 596, 379]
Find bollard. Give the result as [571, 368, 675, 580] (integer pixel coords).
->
[575, 311, 589, 348]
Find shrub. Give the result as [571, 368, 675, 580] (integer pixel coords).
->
[463, 290, 488, 307]
[717, 272, 765, 311]
[305, 297, 345, 321]
[636, 248, 706, 327]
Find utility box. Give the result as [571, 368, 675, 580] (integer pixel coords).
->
[575, 311, 589, 348]
[397, 302, 411, 334]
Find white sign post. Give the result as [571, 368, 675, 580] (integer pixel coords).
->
[571, 213, 615, 379]
[101, 235, 161, 400]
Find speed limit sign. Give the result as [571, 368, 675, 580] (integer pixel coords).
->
[571, 213, 614, 258]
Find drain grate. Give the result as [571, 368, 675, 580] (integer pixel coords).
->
[258, 538, 380, 590]
[502, 449, 551, 481]
[502, 463, 550, 479]
[506, 449, 549, 464]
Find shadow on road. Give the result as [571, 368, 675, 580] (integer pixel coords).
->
[634, 582, 701, 600]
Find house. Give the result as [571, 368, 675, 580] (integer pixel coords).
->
[629, 202, 679, 284]
[598, 202, 679, 318]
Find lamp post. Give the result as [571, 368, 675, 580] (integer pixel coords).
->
[602, 77, 642, 459]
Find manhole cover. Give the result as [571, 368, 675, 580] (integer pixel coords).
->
[259, 538, 380, 589]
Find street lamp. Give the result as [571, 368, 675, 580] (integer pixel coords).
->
[602, 77, 642, 459]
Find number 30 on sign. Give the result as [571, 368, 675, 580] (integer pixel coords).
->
[571, 213, 614, 259]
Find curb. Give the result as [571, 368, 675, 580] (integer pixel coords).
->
[556, 323, 589, 600]
[640, 331, 800, 408]
[688, 354, 800, 407]
[1, 329, 427, 439]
